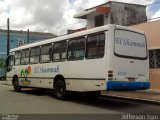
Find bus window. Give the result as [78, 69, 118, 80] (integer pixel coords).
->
[30, 47, 40, 64]
[68, 37, 85, 60]
[14, 51, 21, 66]
[21, 49, 29, 65]
[86, 33, 105, 59]
[114, 29, 147, 60]
[53, 41, 67, 62]
[40, 44, 52, 63]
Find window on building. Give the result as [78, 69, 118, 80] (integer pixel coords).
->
[21, 49, 30, 65]
[68, 37, 85, 60]
[149, 50, 155, 68]
[14, 51, 21, 66]
[155, 50, 160, 68]
[149, 49, 160, 69]
[95, 15, 104, 27]
[86, 33, 105, 59]
[40, 44, 52, 63]
[30, 47, 40, 64]
[53, 41, 67, 62]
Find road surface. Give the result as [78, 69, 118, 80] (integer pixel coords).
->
[0, 83, 160, 119]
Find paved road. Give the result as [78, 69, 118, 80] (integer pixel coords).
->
[0, 83, 160, 115]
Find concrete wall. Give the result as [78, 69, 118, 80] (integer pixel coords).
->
[87, 13, 111, 29]
[110, 2, 147, 25]
[149, 69, 160, 90]
[130, 20, 160, 90]
[130, 20, 160, 48]
[87, 4, 110, 29]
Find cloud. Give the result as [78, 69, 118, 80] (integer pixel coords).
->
[0, 0, 157, 35]
[62, 0, 156, 35]
[0, 0, 68, 34]
[149, 9, 160, 21]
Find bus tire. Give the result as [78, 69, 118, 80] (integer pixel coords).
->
[13, 77, 21, 92]
[54, 80, 67, 100]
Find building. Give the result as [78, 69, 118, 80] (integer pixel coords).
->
[130, 20, 160, 90]
[0, 29, 56, 77]
[0, 52, 6, 78]
[73, 1, 160, 90]
[67, 28, 87, 34]
[74, 1, 147, 29]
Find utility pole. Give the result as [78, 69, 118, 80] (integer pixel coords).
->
[7, 18, 10, 56]
[27, 29, 29, 43]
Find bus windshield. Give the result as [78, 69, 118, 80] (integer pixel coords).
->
[114, 29, 147, 60]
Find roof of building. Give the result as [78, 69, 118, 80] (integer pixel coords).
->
[0, 29, 57, 38]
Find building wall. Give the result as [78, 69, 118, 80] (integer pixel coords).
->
[87, 12, 97, 29]
[130, 20, 160, 48]
[0, 30, 55, 76]
[86, 2, 146, 29]
[130, 20, 160, 90]
[87, 4, 110, 29]
[87, 12, 109, 29]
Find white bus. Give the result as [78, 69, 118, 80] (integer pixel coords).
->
[6, 24, 150, 99]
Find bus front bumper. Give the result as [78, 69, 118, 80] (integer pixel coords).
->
[106, 81, 150, 90]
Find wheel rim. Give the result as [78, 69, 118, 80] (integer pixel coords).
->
[57, 84, 65, 97]
[55, 80, 66, 99]
[14, 80, 18, 90]
[13, 78, 20, 91]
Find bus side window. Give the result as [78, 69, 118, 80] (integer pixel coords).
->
[40, 44, 52, 63]
[86, 33, 105, 59]
[10, 55, 14, 66]
[68, 37, 85, 60]
[30, 47, 40, 64]
[14, 51, 21, 66]
[53, 41, 67, 62]
[21, 49, 29, 65]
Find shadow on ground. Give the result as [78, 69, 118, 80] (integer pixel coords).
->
[9, 88, 159, 114]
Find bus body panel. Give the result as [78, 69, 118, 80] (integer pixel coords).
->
[18, 62, 67, 89]
[66, 58, 106, 91]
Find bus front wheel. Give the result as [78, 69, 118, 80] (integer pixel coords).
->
[54, 80, 67, 100]
[13, 77, 21, 92]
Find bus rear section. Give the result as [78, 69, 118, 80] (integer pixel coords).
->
[106, 28, 150, 90]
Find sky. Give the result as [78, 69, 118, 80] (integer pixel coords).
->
[0, 0, 160, 35]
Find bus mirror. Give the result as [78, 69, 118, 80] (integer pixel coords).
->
[6, 56, 10, 67]
[6, 56, 11, 72]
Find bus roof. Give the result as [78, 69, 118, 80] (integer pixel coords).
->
[10, 24, 145, 52]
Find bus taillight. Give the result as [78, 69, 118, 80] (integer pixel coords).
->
[108, 70, 113, 80]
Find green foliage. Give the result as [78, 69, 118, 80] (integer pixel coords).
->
[0, 58, 6, 68]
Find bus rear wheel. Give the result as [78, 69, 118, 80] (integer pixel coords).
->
[54, 80, 67, 100]
[13, 77, 21, 92]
